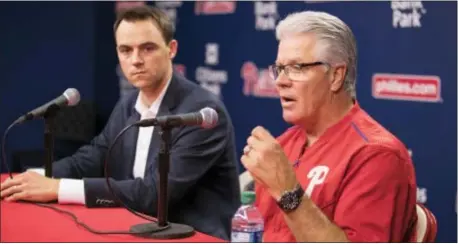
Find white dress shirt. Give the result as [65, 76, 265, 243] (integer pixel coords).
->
[29, 79, 171, 205]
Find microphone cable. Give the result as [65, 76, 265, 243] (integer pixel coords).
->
[103, 122, 166, 226]
[1, 121, 134, 235]
[2, 121, 17, 179]
[31, 122, 169, 236]
[1, 122, 167, 236]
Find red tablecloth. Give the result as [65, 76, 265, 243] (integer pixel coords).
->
[0, 174, 225, 242]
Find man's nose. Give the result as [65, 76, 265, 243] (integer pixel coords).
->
[275, 71, 292, 88]
[131, 50, 144, 65]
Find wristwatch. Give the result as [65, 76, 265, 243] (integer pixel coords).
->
[276, 183, 305, 213]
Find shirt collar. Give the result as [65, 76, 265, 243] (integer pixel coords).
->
[134, 78, 172, 117]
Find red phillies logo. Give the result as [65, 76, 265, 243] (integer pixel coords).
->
[372, 73, 442, 102]
[173, 64, 186, 77]
[194, 1, 236, 15]
[241, 61, 278, 98]
[115, 1, 146, 12]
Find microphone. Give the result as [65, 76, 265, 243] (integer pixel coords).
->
[102, 108, 220, 239]
[13, 88, 80, 124]
[134, 107, 218, 128]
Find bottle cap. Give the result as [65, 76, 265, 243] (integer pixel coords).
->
[241, 191, 256, 205]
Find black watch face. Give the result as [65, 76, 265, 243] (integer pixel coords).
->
[280, 192, 299, 210]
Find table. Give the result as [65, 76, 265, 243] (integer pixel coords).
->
[0, 175, 225, 242]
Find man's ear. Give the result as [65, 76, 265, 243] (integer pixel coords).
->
[329, 64, 347, 92]
[168, 39, 178, 59]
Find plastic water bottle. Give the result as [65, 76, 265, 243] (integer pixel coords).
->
[231, 191, 264, 242]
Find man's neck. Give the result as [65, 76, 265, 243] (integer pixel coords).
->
[302, 94, 354, 146]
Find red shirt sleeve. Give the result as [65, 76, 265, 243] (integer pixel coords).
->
[333, 145, 417, 242]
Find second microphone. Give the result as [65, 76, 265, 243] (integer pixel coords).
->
[134, 107, 218, 129]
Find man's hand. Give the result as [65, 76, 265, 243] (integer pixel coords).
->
[0, 171, 60, 203]
[241, 126, 298, 200]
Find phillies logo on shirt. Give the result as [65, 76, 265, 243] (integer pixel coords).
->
[194, 1, 236, 15]
[372, 73, 442, 103]
[305, 165, 330, 197]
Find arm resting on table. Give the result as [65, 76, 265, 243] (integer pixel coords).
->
[27, 168, 85, 205]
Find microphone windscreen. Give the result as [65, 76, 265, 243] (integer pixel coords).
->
[64, 88, 81, 106]
[200, 107, 218, 129]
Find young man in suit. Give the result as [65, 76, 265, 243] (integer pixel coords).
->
[0, 6, 241, 240]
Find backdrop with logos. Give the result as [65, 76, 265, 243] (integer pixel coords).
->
[136, 1, 455, 242]
[0, 1, 455, 242]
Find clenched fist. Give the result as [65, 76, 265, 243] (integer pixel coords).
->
[241, 126, 299, 200]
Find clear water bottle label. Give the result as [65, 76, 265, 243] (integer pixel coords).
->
[231, 231, 263, 242]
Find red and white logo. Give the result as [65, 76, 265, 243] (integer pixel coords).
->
[173, 64, 186, 77]
[195, 1, 236, 15]
[241, 61, 278, 98]
[372, 73, 442, 102]
[305, 165, 329, 197]
[115, 1, 146, 12]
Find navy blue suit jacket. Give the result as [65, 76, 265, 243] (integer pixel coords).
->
[52, 73, 241, 240]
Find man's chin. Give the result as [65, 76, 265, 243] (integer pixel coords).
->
[129, 80, 152, 89]
[282, 113, 300, 125]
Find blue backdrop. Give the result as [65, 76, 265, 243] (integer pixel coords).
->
[152, 1, 457, 242]
[0, 1, 456, 242]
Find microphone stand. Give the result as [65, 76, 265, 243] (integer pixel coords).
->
[42, 104, 60, 178]
[130, 126, 195, 239]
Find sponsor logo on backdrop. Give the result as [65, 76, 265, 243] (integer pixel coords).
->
[205, 43, 219, 65]
[195, 1, 236, 15]
[408, 149, 428, 204]
[372, 73, 441, 103]
[115, 1, 146, 12]
[196, 43, 227, 97]
[173, 64, 186, 77]
[391, 1, 426, 28]
[241, 61, 278, 98]
[254, 1, 279, 31]
[417, 187, 427, 204]
[155, 1, 183, 26]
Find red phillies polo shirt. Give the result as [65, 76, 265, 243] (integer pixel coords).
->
[255, 102, 417, 242]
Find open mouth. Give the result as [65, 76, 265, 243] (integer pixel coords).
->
[281, 96, 296, 102]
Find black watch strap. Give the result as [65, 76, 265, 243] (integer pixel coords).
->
[276, 184, 305, 213]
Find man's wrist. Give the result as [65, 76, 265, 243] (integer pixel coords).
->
[272, 178, 300, 201]
[276, 183, 305, 213]
[51, 179, 60, 201]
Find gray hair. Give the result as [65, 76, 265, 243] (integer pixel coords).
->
[276, 11, 357, 98]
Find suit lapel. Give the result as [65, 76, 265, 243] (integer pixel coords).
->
[122, 111, 141, 179]
[143, 73, 183, 183]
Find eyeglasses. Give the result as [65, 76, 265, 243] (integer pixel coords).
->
[268, 61, 327, 81]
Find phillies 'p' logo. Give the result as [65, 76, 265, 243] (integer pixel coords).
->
[305, 165, 329, 197]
